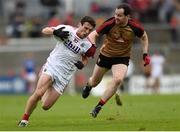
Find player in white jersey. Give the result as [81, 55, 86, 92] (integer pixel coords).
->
[151, 51, 165, 93]
[18, 16, 96, 127]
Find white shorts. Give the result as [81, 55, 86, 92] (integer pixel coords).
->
[42, 62, 76, 95]
[151, 70, 162, 78]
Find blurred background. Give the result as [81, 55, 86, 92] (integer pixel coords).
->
[0, 0, 179, 95]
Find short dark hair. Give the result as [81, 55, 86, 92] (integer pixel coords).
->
[117, 3, 132, 16]
[80, 16, 96, 28]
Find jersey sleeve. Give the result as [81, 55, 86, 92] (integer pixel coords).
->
[129, 19, 144, 38]
[85, 44, 97, 58]
[96, 17, 115, 35]
[51, 24, 66, 30]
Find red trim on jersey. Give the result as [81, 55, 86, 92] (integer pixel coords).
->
[85, 44, 97, 58]
[129, 19, 144, 32]
[96, 18, 115, 33]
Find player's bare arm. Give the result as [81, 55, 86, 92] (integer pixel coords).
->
[42, 27, 69, 41]
[42, 27, 54, 35]
[88, 31, 99, 45]
[140, 31, 150, 66]
[82, 55, 88, 66]
[140, 31, 149, 54]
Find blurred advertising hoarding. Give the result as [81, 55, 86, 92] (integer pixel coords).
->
[91, 75, 180, 96]
[129, 75, 180, 94]
[0, 76, 26, 94]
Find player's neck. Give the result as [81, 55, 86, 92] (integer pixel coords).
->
[118, 20, 128, 27]
[76, 31, 82, 39]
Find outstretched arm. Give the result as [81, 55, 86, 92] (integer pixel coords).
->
[140, 31, 149, 54]
[88, 30, 99, 45]
[140, 31, 150, 66]
[42, 27, 54, 35]
[42, 26, 69, 41]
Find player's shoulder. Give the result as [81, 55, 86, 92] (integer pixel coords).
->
[128, 19, 144, 29]
[104, 17, 115, 22]
[62, 24, 75, 31]
[102, 17, 115, 26]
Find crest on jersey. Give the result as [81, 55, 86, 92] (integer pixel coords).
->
[80, 43, 85, 47]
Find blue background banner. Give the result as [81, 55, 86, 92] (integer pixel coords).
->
[0, 76, 26, 94]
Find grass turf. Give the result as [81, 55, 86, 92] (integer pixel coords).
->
[0, 94, 180, 131]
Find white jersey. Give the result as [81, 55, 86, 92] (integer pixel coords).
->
[151, 54, 165, 78]
[43, 25, 94, 94]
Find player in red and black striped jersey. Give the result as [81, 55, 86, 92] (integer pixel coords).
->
[82, 3, 151, 118]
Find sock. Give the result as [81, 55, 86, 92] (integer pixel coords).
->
[97, 99, 106, 107]
[22, 113, 30, 121]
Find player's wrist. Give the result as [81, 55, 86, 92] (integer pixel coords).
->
[74, 61, 84, 70]
[53, 29, 59, 36]
[143, 53, 148, 59]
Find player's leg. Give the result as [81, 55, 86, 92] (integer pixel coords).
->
[114, 81, 124, 106]
[115, 77, 130, 106]
[103, 64, 127, 101]
[91, 64, 127, 117]
[18, 73, 52, 127]
[25, 73, 52, 115]
[82, 64, 108, 98]
[115, 92, 123, 106]
[41, 86, 61, 110]
[153, 77, 160, 94]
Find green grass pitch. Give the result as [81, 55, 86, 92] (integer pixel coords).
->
[0, 94, 180, 131]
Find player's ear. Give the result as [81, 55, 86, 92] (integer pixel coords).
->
[127, 14, 130, 19]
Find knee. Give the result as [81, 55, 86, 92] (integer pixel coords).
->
[34, 92, 43, 100]
[113, 77, 123, 86]
[42, 104, 51, 111]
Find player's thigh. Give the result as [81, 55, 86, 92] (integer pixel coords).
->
[42, 87, 60, 108]
[112, 64, 128, 80]
[35, 73, 53, 96]
[90, 64, 108, 82]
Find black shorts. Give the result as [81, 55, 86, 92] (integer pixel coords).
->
[96, 53, 130, 69]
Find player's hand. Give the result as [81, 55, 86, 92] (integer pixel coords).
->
[53, 27, 69, 41]
[143, 53, 150, 66]
[74, 61, 84, 70]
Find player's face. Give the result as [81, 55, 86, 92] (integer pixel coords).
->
[114, 8, 129, 25]
[77, 22, 94, 39]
